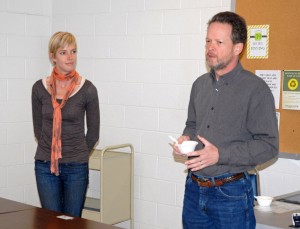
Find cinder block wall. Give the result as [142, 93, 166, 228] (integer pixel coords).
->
[2, 1, 300, 229]
[0, 0, 51, 206]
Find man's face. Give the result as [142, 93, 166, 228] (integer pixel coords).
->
[205, 22, 242, 75]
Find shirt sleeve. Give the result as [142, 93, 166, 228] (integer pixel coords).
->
[85, 83, 100, 151]
[218, 87, 279, 166]
[31, 81, 43, 142]
[182, 82, 197, 140]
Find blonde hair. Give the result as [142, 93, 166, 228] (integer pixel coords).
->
[48, 32, 77, 64]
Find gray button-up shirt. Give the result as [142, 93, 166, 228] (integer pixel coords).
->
[183, 62, 279, 177]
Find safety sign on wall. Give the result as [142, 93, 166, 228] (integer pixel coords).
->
[247, 25, 269, 59]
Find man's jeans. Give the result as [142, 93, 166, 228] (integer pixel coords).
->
[182, 172, 256, 229]
[35, 160, 89, 217]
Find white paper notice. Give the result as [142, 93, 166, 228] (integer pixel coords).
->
[57, 215, 74, 220]
[276, 112, 280, 130]
[256, 70, 281, 109]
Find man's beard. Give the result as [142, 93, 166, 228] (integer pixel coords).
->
[206, 55, 233, 71]
[207, 60, 230, 71]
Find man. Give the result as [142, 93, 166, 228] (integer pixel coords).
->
[173, 11, 278, 228]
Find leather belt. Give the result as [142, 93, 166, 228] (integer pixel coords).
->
[191, 173, 245, 187]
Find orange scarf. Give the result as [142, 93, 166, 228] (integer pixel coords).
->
[49, 67, 79, 176]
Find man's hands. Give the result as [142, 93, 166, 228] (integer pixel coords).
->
[172, 135, 190, 156]
[172, 135, 219, 171]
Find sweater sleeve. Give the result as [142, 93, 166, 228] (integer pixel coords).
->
[31, 81, 43, 142]
[85, 83, 100, 151]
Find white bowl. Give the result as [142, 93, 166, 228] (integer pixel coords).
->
[255, 196, 273, 207]
[178, 141, 198, 154]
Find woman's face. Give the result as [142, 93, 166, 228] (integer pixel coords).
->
[50, 43, 77, 75]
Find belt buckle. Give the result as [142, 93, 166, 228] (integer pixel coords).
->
[222, 176, 233, 182]
[198, 177, 209, 182]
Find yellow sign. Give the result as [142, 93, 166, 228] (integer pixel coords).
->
[288, 78, 299, 91]
[247, 25, 269, 59]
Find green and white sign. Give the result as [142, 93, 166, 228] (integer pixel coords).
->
[282, 70, 300, 110]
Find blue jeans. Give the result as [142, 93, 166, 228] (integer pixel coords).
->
[35, 160, 89, 217]
[182, 172, 255, 229]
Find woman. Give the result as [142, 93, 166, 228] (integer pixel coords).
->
[31, 31, 100, 217]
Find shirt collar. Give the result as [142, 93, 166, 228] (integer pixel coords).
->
[210, 62, 243, 84]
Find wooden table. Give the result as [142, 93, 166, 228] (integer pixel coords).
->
[0, 198, 120, 229]
[0, 197, 35, 213]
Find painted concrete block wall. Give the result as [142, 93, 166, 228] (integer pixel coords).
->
[51, 1, 300, 227]
[1, 0, 299, 229]
[0, 0, 51, 206]
[51, 0, 230, 228]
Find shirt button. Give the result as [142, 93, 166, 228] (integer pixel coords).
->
[211, 107, 214, 110]
[207, 125, 210, 128]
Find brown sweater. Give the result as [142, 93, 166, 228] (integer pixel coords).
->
[31, 79, 100, 163]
